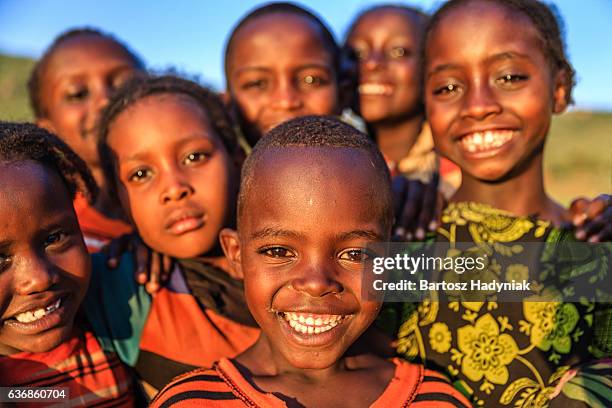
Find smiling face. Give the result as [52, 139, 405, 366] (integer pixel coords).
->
[107, 93, 236, 258]
[0, 162, 90, 355]
[347, 8, 425, 124]
[424, 0, 567, 182]
[37, 34, 141, 169]
[223, 147, 389, 370]
[226, 13, 340, 143]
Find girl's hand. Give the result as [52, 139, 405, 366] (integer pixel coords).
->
[102, 233, 174, 293]
[392, 172, 444, 241]
[568, 194, 611, 242]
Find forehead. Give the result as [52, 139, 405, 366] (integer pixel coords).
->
[351, 8, 422, 40]
[241, 147, 384, 229]
[108, 93, 215, 155]
[0, 162, 71, 225]
[426, 1, 544, 69]
[228, 13, 333, 70]
[44, 34, 136, 78]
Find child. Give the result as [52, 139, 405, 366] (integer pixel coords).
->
[389, 1, 611, 406]
[223, 2, 344, 147]
[28, 28, 145, 252]
[151, 116, 471, 407]
[0, 122, 136, 406]
[345, 5, 460, 197]
[83, 75, 259, 396]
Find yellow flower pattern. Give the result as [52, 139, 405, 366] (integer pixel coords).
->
[429, 322, 452, 353]
[458, 314, 519, 385]
[388, 202, 604, 407]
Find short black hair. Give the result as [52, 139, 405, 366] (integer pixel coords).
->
[97, 74, 240, 200]
[345, 4, 429, 41]
[425, 0, 575, 105]
[223, 2, 340, 84]
[0, 122, 98, 202]
[28, 27, 145, 118]
[238, 116, 393, 230]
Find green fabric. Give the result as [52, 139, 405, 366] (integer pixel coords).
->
[82, 252, 151, 366]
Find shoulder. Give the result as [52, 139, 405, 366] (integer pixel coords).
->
[150, 363, 239, 407]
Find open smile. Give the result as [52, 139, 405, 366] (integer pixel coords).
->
[458, 129, 516, 157]
[3, 296, 70, 334]
[276, 311, 354, 347]
[358, 82, 393, 96]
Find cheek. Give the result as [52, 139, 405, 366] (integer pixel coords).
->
[305, 87, 339, 115]
[234, 93, 264, 121]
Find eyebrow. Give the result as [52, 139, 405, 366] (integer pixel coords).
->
[249, 228, 384, 242]
[428, 51, 531, 78]
[234, 63, 332, 76]
[122, 134, 213, 162]
[337, 230, 385, 242]
[250, 227, 305, 240]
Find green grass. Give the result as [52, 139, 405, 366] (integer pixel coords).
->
[0, 54, 35, 121]
[0, 53, 609, 205]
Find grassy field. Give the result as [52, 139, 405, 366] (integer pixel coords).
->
[1, 53, 610, 205]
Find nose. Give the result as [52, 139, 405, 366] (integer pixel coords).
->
[460, 79, 502, 120]
[160, 170, 194, 204]
[291, 261, 343, 298]
[271, 78, 303, 111]
[363, 50, 385, 71]
[14, 252, 58, 296]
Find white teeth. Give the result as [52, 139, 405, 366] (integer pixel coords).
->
[460, 130, 514, 153]
[14, 298, 61, 323]
[281, 312, 347, 335]
[359, 83, 393, 96]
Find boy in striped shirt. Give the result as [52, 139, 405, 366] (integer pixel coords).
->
[152, 117, 471, 407]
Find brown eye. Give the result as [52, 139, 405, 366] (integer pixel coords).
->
[65, 88, 89, 102]
[388, 47, 407, 59]
[128, 168, 152, 183]
[258, 246, 296, 259]
[183, 152, 209, 165]
[0, 253, 11, 272]
[339, 248, 371, 262]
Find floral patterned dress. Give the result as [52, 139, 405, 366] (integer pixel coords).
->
[381, 202, 611, 407]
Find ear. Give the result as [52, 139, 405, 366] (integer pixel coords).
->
[219, 228, 244, 280]
[36, 117, 57, 134]
[552, 70, 569, 114]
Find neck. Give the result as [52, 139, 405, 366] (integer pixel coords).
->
[452, 155, 566, 225]
[238, 333, 349, 382]
[371, 115, 424, 164]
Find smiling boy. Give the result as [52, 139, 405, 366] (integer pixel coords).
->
[151, 116, 470, 407]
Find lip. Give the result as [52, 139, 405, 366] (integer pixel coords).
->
[164, 208, 206, 235]
[276, 311, 354, 347]
[456, 128, 517, 159]
[2, 295, 71, 335]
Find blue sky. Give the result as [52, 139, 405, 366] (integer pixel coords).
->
[1, 0, 610, 110]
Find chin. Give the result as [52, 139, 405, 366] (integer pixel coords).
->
[24, 327, 73, 354]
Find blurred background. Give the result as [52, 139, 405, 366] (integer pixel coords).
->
[1, 0, 610, 204]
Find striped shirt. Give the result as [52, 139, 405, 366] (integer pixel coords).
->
[0, 330, 135, 407]
[151, 358, 472, 408]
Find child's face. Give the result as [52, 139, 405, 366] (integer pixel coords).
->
[226, 13, 340, 141]
[347, 9, 423, 123]
[0, 162, 90, 355]
[107, 94, 236, 259]
[37, 34, 141, 169]
[223, 148, 388, 370]
[424, 0, 567, 182]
